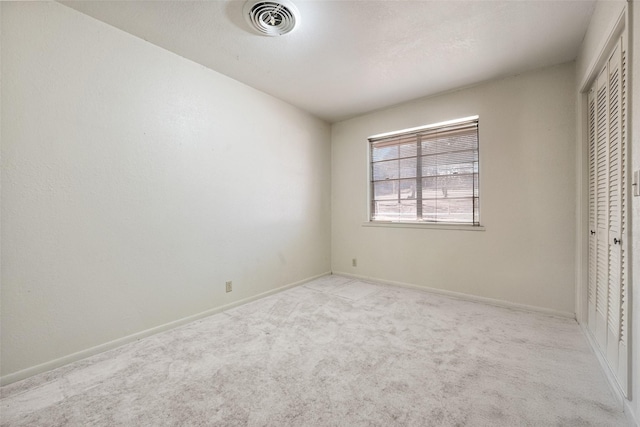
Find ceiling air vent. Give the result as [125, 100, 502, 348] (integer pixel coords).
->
[244, 0, 300, 36]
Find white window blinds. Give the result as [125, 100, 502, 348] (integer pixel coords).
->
[369, 117, 479, 225]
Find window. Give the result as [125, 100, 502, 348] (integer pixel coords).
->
[369, 116, 479, 225]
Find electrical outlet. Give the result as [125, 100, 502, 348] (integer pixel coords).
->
[225, 281, 232, 293]
[352, 258, 357, 267]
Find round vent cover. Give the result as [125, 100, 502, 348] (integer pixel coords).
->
[244, 0, 300, 36]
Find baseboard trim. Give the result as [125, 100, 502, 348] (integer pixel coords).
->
[578, 323, 625, 406]
[624, 399, 640, 427]
[0, 271, 331, 387]
[578, 322, 638, 427]
[624, 399, 639, 427]
[332, 271, 576, 319]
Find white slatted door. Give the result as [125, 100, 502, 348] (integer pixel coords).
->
[587, 36, 629, 396]
[617, 36, 629, 394]
[606, 41, 622, 369]
[587, 88, 597, 334]
[593, 67, 609, 350]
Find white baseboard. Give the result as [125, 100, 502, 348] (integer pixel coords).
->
[0, 271, 331, 387]
[332, 271, 576, 319]
[578, 322, 638, 427]
[578, 323, 625, 406]
[624, 400, 639, 427]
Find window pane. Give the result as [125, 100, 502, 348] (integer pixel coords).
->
[422, 199, 437, 222]
[421, 138, 439, 155]
[373, 179, 417, 201]
[372, 145, 398, 162]
[436, 131, 477, 152]
[373, 180, 398, 200]
[422, 198, 475, 223]
[421, 177, 446, 198]
[436, 176, 450, 198]
[399, 142, 418, 159]
[421, 130, 476, 151]
[372, 155, 417, 181]
[440, 174, 476, 198]
[372, 160, 399, 181]
[372, 200, 417, 221]
[421, 156, 438, 177]
[399, 158, 417, 179]
[435, 150, 477, 173]
[421, 156, 478, 177]
[422, 176, 476, 199]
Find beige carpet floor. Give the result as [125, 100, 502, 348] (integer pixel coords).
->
[1, 275, 627, 426]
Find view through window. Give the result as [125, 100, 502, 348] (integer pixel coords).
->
[369, 116, 479, 225]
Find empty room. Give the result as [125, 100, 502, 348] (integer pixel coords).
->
[1, 0, 639, 425]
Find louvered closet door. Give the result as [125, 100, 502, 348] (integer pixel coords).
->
[587, 87, 598, 336]
[587, 36, 629, 396]
[593, 68, 609, 350]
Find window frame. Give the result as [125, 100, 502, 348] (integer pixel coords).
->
[365, 116, 483, 230]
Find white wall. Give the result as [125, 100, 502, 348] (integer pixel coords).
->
[577, 1, 628, 89]
[0, 2, 331, 381]
[575, 0, 637, 423]
[331, 63, 576, 315]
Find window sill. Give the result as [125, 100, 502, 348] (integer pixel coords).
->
[362, 221, 486, 231]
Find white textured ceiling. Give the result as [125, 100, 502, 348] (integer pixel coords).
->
[62, 0, 596, 123]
